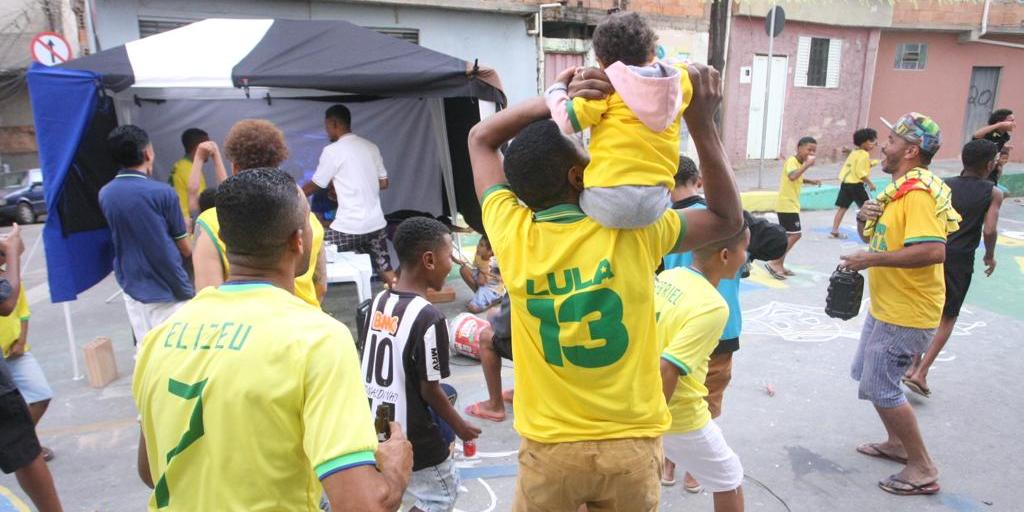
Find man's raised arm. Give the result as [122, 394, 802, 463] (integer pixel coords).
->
[674, 64, 743, 253]
[467, 97, 550, 201]
[468, 68, 577, 201]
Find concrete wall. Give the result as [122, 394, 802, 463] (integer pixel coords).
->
[736, 0, 893, 29]
[0, 1, 52, 171]
[91, 0, 540, 105]
[722, 17, 875, 165]
[891, 0, 1024, 31]
[0, 84, 38, 171]
[868, 31, 1024, 162]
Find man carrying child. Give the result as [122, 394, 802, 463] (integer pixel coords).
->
[469, 12, 743, 506]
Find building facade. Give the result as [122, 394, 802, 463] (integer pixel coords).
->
[724, 0, 1024, 166]
[4, 0, 1021, 171]
[1, 0, 710, 170]
[869, 0, 1024, 162]
[721, 16, 877, 165]
[1, 0, 88, 172]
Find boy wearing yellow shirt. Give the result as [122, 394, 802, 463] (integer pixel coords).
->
[546, 12, 691, 229]
[657, 225, 749, 511]
[766, 136, 820, 279]
[169, 129, 209, 221]
[0, 276, 54, 461]
[830, 128, 879, 239]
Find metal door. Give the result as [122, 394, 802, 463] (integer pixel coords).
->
[962, 67, 1001, 145]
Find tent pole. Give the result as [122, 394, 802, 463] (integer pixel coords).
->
[429, 99, 459, 226]
[62, 302, 83, 380]
[23, 229, 43, 267]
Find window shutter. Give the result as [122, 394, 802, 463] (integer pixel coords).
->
[826, 39, 842, 88]
[794, 36, 811, 88]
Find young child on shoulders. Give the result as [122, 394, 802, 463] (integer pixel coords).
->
[545, 11, 692, 229]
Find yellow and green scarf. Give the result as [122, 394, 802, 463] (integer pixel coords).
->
[863, 168, 961, 238]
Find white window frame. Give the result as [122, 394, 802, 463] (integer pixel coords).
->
[894, 42, 927, 70]
[794, 36, 842, 89]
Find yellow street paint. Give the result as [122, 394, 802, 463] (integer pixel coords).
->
[748, 265, 789, 289]
[0, 486, 30, 511]
[998, 234, 1024, 248]
[1016, 256, 1024, 275]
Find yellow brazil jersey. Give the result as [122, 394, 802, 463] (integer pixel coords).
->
[567, 67, 692, 191]
[133, 282, 377, 511]
[170, 158, 206, 220]
[195, 208, 324, 308]
[839, 149, 878, 184]
[481, 185, 686, 443]
[0, 287, 30, 357]
[867, 190, 947, 329]
[654, 267, 728, 434]
[775, 156, 804, 213]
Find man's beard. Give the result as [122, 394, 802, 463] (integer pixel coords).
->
[880, 154, 898, 175]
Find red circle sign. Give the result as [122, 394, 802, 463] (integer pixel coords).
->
[30, 32, 72, 66]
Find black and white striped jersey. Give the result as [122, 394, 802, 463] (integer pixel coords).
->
[360, 289, 451, 470]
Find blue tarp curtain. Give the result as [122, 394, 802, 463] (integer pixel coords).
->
[27, 63, 114, 303]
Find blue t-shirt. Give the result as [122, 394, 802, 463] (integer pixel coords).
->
[99, 170, 194, 303]
[663, 199, 742, 342]
[310, 188, 337, 222]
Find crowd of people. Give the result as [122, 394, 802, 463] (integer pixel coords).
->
[0, 10, 1014, 512]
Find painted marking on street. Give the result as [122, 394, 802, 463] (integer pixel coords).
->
[454, 478, 499, 512]
[37, 416, 137, 437]
[743, 301, 864, 342]
[0, 486, 29, 511]
[458, 464, 518, 480]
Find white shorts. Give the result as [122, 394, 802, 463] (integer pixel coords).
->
[663, 420, 743, 493]
[7, 352, 53, 404]
[123, 294, 185, 346]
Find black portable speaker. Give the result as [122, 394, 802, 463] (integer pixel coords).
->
[826, 266, 864, 320]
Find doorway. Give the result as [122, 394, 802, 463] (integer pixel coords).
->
[962, 66, 1001, 145]
[747, 55, 789, 160]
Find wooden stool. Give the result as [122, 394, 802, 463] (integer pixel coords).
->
[83, 337, 118, 388]
[426, 285, 456, 304]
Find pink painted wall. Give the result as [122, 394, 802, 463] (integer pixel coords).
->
[722, 18, 874, 164]
[868, 31, 1024, 162]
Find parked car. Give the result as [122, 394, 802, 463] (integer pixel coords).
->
[0, 169, 45, 224]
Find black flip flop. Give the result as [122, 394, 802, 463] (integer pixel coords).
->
[879, 475, 940, 496]
[763, 263, 787, 280]
[902, 377, 931, 398]
[856, 443, 908, 465]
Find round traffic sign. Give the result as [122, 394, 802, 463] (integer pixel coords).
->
[30, 32, 72, 66]
[765, 6, 786, 38]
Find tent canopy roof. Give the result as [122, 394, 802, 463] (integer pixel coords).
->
[62, 18, 505, 104]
